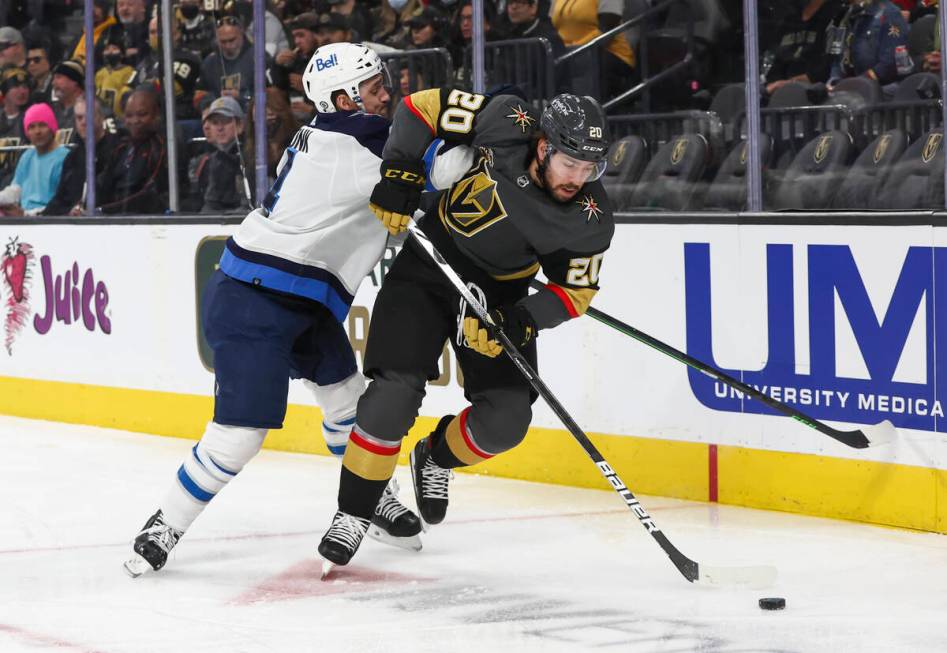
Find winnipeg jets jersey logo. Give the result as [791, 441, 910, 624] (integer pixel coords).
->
[578, 194, 603, 224]
[505, 104, 535, 133]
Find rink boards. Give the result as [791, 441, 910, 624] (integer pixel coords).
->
[0, 216, 945, 534]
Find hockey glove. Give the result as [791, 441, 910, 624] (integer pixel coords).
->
[463, 304, 537, 358]
[369, 160, 426, 235]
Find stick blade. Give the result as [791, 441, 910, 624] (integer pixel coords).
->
[697, 564, 777, 589]
[862, 420, 898, 447]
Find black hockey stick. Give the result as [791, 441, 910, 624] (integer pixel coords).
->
[409, 223, 776, 588]
[527, 279, 896, 450]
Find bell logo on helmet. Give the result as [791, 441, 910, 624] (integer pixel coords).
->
[314, 54, 339, 72]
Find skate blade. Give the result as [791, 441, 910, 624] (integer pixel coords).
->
[320, 558, 335, 581]
[123, 553, 152, 578]
[367, 525, 423, 552]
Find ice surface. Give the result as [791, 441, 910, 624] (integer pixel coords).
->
[1, 415, 945, 652]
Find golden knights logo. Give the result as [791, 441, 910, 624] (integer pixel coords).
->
[444, 157, 508, 237]
[813, 134, 833, 164]
[578, 194, 603, 224]
[922, 133, 943, 164]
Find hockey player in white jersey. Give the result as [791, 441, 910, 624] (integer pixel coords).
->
[124, 43, 423, 577]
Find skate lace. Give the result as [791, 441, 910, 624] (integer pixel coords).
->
[376, 479, 410, 521]
[420, 458, 453, 500]
[326, 513, 370, 552]
[142, 520, 183, 554]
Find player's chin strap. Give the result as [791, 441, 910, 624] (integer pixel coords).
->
[406, 219, 777, 589]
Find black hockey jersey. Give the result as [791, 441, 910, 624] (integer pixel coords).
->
[386, 88, 614, 330]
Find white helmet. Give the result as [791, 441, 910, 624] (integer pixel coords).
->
[302, 42, 388, 114]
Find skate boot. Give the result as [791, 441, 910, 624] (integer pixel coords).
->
[318, 510, 370, 578]
[368, 478, 423, 551]
[123, 510, 184, 578]
[410, 419, 455, 530]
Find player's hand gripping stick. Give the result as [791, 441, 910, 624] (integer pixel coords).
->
[369, 160, 426, 235]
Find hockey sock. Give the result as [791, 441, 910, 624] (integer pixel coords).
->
[430, 408, 496, 469]
[338, 424, 401, 518]
[303, 375, 364, 460]
[160, 422, 266, 531]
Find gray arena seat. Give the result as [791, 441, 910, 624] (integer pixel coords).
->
[875, 128, 945, 209]
[602, 135, 648, 211]
[627, 133, 710, 210]
[829, 77, 882, 110]
[701, 136, 773, 211]
[709, 83, 746, 145]
[831, 129, 908, 209]
[894, 72, 942, 101]
[908, 14, 937, 68]
[770, 130, 852, 209]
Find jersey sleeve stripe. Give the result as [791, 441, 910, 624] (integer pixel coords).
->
[545, 283, 597, 318]
[404, 90, 440, 135]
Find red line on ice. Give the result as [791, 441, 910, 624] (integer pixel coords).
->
[0, 622, 109, 653]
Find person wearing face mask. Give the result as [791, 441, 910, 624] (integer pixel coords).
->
[178, 0, 217, 59]
[95, 34, 136, 119]
[186, 96, 252, 213]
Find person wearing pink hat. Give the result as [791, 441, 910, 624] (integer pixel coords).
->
[0, 102, 69, 215]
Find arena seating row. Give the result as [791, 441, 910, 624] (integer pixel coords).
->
[604, 126, 945, 212]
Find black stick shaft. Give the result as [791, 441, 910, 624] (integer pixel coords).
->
[565, 294, 871, 450]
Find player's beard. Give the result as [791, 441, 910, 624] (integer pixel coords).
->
[540, 163, 581, 204]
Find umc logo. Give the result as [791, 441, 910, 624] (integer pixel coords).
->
[684, 242, 945, 433]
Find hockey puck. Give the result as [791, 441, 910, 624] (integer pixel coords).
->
[758, 597, 786, 611]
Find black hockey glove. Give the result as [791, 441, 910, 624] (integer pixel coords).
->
[369, 159, 426, 235]
[463, 304, 537, 358]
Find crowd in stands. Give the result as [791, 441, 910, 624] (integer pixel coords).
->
[0, 0, 941, 215]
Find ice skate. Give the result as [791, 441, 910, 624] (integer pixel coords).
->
[367, 478, 423, 551]
[318, 510, 370, 578]
[410, 432, 454, 531]
[123, 510, 184, 578]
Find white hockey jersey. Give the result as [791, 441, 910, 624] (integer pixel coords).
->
[218, 110, 391, 322]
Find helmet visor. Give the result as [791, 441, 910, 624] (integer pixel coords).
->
[546, 146, 607, 184]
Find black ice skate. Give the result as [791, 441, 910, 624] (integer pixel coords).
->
[318, 510, 371, 578]
[367, 478, 423, 551]
[123, 510, 184, 578]
[410, 420, 454, 530]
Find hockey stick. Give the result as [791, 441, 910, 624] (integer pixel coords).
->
[408, 223, 776, 588]
[527, 279, 896, 450]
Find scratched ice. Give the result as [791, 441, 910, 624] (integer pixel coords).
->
[1, 415, 945, 652]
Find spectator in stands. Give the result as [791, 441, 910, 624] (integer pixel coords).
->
[404, 7, 449, 50]
[0, 103, 69, 216]
[450, 1, 508, 85]
[112, 0, 151, 66]
[186, 96, 252, 213]
[316, 12, 354, 45]
[828, 0, 912, 87]
[243, 86, 298, 181]
[178, 0, 218, 58]
[329, 0, 374, 41]
[379, 0, 426, 48]
[499, 0, 566, 58]
[96, 34, 136, 120]
[70, 0, 117, 65]
[97, 86, 169, 214]
[920, 5, 941, 72]
[131, 16, 204, 121]
[0, 27, 27, 69]
[44, 97, 121, 216]
[26, 41, 54, 105]
[276, 13, 322, 119]
[763, 0, 843, 96]
[551, 0, 637, 101]
[0, 68, 32, 142]
[249, 0, 292, 57]
[199, 15, 276, 107]
[51, 60, 85, 134]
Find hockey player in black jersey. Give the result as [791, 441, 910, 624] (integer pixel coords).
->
[318, 89, 614, 569]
